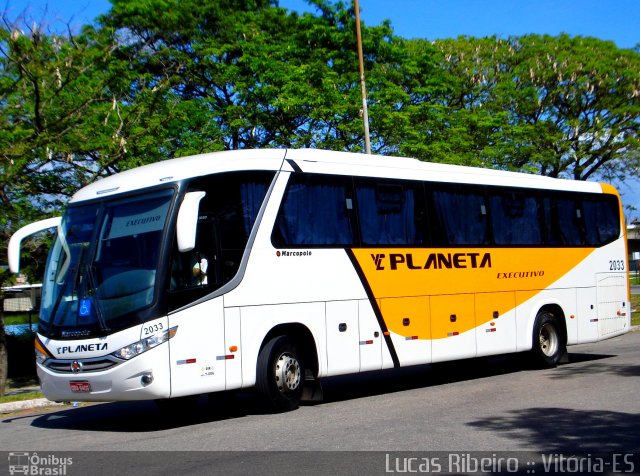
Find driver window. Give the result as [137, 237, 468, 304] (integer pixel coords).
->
[170, 213, 219, 292]
[167, 170, 275, 311]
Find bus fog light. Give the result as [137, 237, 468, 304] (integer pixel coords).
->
[141, 373, 154, 386]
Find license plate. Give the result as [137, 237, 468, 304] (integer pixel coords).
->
[69, 381, 91, 393]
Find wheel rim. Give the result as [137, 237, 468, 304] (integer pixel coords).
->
[275, 352, 301, 394]
[539, 322, 559, 357]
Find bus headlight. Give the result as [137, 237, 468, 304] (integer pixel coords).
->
[112, 326, 178, 360]
[35, 347, 48, 364]
[35, 337, 52, 364]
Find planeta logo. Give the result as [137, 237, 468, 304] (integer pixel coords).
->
[371, 252, 492, 270]
[56, 343, 108, 355]
[371, 253, 385, 270]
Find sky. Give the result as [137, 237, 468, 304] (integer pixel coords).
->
[5, 0, 640, 216]
[6, 0, 638, 49]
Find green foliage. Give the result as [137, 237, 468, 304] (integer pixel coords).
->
[0, 390, 43, 404]
[2, 314, 35, 326]
[631, 294, 639, 327]
[100, 0, 404, 152]
[396, 34, 640, 180]
[0, 0, 639, 246]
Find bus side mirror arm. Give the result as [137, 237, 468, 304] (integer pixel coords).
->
[176, 191, 206, 253]
[8, 217, 62, 274]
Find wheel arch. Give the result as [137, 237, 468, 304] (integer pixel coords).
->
[529, 302, 568, 368]
[259, 323, 319, 379]
[522, 300, 568, 352]
[536, 303, 568, 346]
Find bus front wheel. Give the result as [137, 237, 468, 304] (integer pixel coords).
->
[531, 310, 565, 368]
[256, 336, 304, 413]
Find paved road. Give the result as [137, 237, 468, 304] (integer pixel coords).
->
[632, 284, 640, 295]
[2, 330, 639, 474]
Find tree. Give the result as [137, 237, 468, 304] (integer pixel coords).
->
[396, 34, 640, 182]
[99, 0, 404, 153]
[0, 9, 180, 394]
[388, 37, 506, 166]
[506, 34, 640, 182]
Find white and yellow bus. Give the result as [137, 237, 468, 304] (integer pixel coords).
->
[8, 149, 630, 412]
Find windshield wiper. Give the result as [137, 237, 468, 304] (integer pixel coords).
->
[85, 264, 110, 332]
[49, 265, 80, 330]
[50, 245, 86, 330]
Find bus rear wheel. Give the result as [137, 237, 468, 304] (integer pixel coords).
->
[531, 310, 565, 368]
[256, 336, 304, 413]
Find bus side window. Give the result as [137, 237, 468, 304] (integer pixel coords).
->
[273, 174, 356, 247]
[489, 189, 542, 245]
[543, 195, 584, 246]
[582, 195, 620, 246]
[429, 184, 489, 246]
[355, 178, 426, 246]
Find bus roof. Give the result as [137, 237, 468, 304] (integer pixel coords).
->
[71, 148, 606, 202]
[72, 149, 287, 202]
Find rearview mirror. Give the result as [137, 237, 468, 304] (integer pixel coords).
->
[8, 217, 62, 273]
[176, 191, 206, 252]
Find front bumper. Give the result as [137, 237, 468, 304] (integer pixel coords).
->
[37, 343, 171, 402]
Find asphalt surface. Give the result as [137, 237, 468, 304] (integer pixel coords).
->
[1, 328, 639, 475]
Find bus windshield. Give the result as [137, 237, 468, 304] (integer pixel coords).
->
[39, 189, 174, 338]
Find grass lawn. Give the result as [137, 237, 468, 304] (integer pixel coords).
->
[632, 293, 640, 327]
[1, 378, 43, 403]
[0, 390, 44, 403]
[3, 313, 38, 326]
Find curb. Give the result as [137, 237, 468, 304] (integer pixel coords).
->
[0, 398, 65, 414]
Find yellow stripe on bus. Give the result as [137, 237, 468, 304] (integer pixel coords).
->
[351, 248, 594, 339]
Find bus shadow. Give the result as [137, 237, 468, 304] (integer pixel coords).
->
[468, 407, 640, 453]
[27, 352, 617, 432]
[547, 353, 640, 379]
[313, 352, 614, 405]
[28, 392, 268, 433]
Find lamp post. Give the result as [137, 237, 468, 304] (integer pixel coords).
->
[354, 0, 372, 154]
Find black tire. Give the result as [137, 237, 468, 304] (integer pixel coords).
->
[531, 310, 565, 368]
[256, 336, 304, 413]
